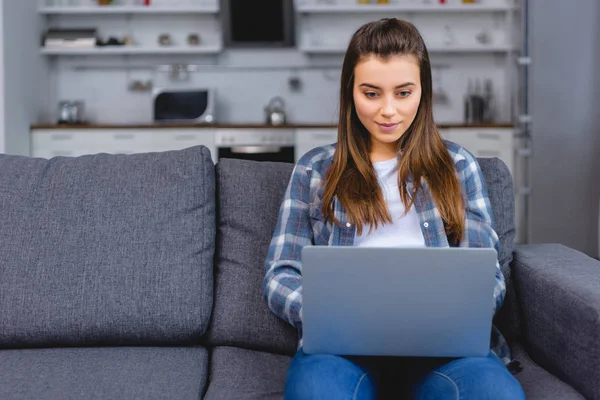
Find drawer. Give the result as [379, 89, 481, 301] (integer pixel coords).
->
[32, 131, 85, 150]
[449, 129, 512, 152]
[103, 131, 153, 150]
[444, 128, 514, 175]
[31, 130, 153, 154]
[438, 129, 452, 141]
[151, 130, 215, 151]
[295, 129, 337, 146]
[31, 148, 95, 159]
[296, 142, 318, 162]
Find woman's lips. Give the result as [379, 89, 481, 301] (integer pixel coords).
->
[376, 122, 400, 133]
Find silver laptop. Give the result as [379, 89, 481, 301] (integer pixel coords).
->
[301, 246, 498, 358]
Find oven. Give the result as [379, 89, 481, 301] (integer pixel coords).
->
[215, 129, 295, 163]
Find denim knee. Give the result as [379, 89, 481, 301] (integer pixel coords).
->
[284, 349, 376, 400]
[413, 354, 526, 400]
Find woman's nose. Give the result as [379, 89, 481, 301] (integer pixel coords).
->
[381, 98, 396, 118]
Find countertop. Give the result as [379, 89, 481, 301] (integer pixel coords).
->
[30, 122, 515, 130]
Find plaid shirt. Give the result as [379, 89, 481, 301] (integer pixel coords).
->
[263, 141, 511, 364]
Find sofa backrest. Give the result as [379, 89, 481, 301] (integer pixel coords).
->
[476, 158, 517, 275]
[0, 146, 215, 348]
[207, 156, 519, 355]
[477, 158, 520, 342]
[205, 159, 298, 355]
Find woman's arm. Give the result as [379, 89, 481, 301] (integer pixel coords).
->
[263, 161, 314, 330]
[458, 149, 507, 315]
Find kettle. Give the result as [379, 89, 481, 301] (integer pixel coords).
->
[264, 96, 287, 126]
[58, 100, 85, 124]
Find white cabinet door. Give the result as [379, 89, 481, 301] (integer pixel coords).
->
[295, 129, 337, 162]
[444, 128, 514, 177]
[438, 128, 452, 141]
[31, 129, 217, 163]
[445, 127, 521, 241]
[31, 129, 154, 157]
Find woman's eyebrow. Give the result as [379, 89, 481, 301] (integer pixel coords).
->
[358, 82, 416, 89]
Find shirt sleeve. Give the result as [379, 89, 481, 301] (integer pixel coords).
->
[263, 161, 314, 330]
[458, 150, 506, 315]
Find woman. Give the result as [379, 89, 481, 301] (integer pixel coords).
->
[263, 18, 525, 399]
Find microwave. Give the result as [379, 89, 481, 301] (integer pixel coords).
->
[152, 88, 216, 123]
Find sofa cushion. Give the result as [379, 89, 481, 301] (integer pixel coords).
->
[204, 346, 290, 400]
[206, 159, 298, 355]
[0, 346, 209, 400]
[513, 244, 600, 400]
[0, 146, 215, 347]
[477, 157, 521, 342]
[511, 343, 585, 400]
[202, 343, 585, 400]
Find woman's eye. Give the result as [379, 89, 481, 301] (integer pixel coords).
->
[398, 91, 411, 98]
[364, 92, 378, 98]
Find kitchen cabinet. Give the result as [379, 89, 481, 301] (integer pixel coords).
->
[30, 129, 217, 163]
[295, 128, 337, 162]
[442, 128, 514, 177]
[296, 127, 514, 177]
[150, 129, 216, 163]
[30, 129, 153, 158]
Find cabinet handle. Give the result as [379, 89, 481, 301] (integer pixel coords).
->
[232, 146, 281, 154]
[174, 134, 197, 141]
[476, 132, 500, 140]
[113, 134, 135, 140]
[51, 134, 73, 141]
[51, 151, 73, 156]
[311, 133, 336, 140]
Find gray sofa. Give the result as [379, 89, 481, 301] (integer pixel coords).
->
[0, 145, 598, 400]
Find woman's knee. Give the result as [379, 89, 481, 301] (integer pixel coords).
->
[284, 350, 376, 400]
[413, 355, 525, 400]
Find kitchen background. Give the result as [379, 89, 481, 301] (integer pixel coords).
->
[0, 0, 599, 257]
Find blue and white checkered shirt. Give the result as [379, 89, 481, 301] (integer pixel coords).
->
[263, 140, 510, 364]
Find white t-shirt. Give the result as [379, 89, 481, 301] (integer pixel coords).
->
[353, 157, 426, 248]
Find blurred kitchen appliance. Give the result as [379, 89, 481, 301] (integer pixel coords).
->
[264, 96, 287, 126]
[464, 79, 495, 124]
[58, 100, 86, 124]
[221, 0, 295, 48]
[216, 129, 295, 163]
[152, 88, 215, 123]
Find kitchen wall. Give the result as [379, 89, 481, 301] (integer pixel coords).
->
[47, 8, 514, 126]
[0, 1, 49, 156]
[528, 0, 600, 256]
[55, 51, 509, 125]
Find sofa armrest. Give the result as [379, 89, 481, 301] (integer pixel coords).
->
[513, 244, 600, 400]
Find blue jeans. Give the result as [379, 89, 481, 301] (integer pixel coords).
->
[284, 348, 526, 400]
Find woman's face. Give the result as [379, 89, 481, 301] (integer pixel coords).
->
[353, 54, 422, 162]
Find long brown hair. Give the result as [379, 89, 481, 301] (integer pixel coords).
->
[322, 18, 464, 244]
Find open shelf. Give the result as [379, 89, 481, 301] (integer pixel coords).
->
[40, 44, 222, 55]
[299, 43, 516, 54]
[38, 4, 219, 14]
[296, 3, 517, 13]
